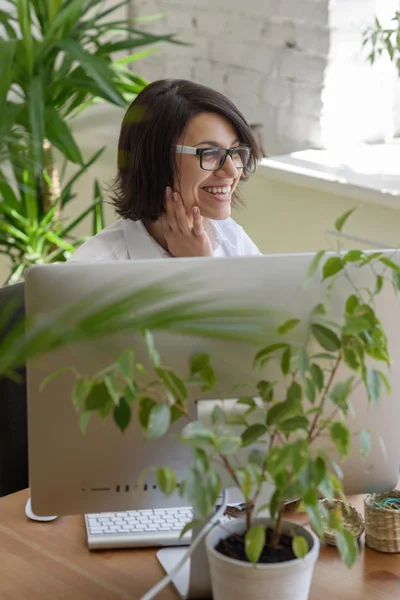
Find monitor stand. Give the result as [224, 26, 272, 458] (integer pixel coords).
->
[156, 511, 220, 599]
[157, 534, 212, 600]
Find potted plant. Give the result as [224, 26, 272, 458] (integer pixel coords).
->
[0, 0, 181, 283]
[49, 210, 399, 599]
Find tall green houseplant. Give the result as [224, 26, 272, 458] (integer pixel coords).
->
[0, 0, 180, 283]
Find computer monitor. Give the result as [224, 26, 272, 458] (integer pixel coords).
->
[26, 252, 400, 519]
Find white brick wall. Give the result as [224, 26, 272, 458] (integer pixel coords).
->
[130, 0, 400, 153]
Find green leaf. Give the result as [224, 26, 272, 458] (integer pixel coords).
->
[311, 324, 340, 351]
[245, 525, 265, 564]
[336, 529, 358, 568]
[85, 382, 111, 411]
[364, 368, 385, 403]
[343, 315, 372, 335]
[92, 179, 104, 235]
[104, 373, 120, 405]
[359, 430, 371, 458]
[281, 346, 291, 375]
[143, 330, 160, 367]
[343, 250, 363, 263]
[56, 38, 126, 106]
[138, 397, 156, 430]
[211, 404, 225, 425]
[215, 436, 242, 455]
[380, 256, 400, 275]
[237, 397, 257, 411]
[311, 302, 326, 316]
[117, 349, 134, 385]
[181, 421, 215, 446]
[304, 377, 316, 403]
[278, 318, 300, 335]
[241, 424, 267, 447]
[248, 449, 266, 468]
[345, 295, 359, 314]
[17, 0, 33, 74]
[226, 413, 248, 427]
[323, 256, 344, 280]
[190, 353, 216, 391]
[343, 348, 360, 371]
[45, 107, 83, 164]
[155, 367, 187, 403]
[72, 378, 90, 409]
[330, 422, 351, 458]
[279, 415, 309, 435]
[79, 411, 91, 434]
[310, 363, 324, 390]
[359, 252, 382, 267]
[334, 207, 357, 232]
[28, 76, 45, 182]
[266, 400, 295, 426]
[287, 381, 302, 403]
[113, 396, 131, 432]
[147, 404, 171, 439]
[185, 468, 212, 518]
[157, 467, 177, 496]
[179, 519, 200, 538]
[305, 503, 324, 537]
[253, 343, 288, 365]
[329, 377, 353, 413]
[375, 275, 383, 294]
[257, 380, 274, 403]
[297, 348, 309, 378]
[306, 250, 325, 282]
[292, 535, 309, 558]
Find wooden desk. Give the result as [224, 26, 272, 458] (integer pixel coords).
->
[1, 489, 400, 599]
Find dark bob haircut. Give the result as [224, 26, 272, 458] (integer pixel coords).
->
[111, 79, 261, 222]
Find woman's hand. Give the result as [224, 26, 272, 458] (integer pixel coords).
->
[161, 187, 214, 257]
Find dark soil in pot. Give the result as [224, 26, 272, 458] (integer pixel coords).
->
[215, 527, 297, 564]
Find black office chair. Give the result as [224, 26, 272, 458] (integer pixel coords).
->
[0, 282, 28, 497]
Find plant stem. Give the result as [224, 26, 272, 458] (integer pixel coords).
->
[271, 504, 284, 548]
[307, 354, 341, 442]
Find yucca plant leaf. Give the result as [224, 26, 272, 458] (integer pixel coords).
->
[0, 9, 18, 38]
[56, 39, 126, 106]
[28, 75, 45, 180]
[60, 199, 102, 237]
[16, 0, 33, 74]
[0, 171, 20, 212]
[43, 230, 75, 252]
[0, 220, 29, 242]
[92, 179, 104, 235]
[114, 47, 158, 66]
[45, 107, 83, 165]
[0, 201, 28, 227]
[61, 147, 105, 205]
[42, 0, 85, 45]
[0, 39, 17, 114]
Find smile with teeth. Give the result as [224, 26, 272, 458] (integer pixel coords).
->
[203, 186, 231, 196]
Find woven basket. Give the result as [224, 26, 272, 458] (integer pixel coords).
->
[311, 499, 364, 546]
[364, 490, 400, 553]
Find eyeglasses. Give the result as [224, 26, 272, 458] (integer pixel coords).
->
[175, 145, 252, 171]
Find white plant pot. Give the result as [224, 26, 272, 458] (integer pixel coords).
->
[205, 518, 320, 600]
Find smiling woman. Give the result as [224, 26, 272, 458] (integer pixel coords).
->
[70, 79, 262, 261]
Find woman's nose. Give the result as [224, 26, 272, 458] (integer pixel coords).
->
[216, 155, 239, 178]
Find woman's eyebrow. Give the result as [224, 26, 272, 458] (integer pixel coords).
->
[194, 138, 240, 147]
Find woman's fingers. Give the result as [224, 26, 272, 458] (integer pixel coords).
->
[192, 206, 204, 236]
[173, 192, 192, 235]
[165, 186, 178, 231]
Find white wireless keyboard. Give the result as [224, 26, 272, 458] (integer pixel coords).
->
[85, 506, 233, 550]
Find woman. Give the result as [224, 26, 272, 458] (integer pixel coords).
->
[70, 79, 262, 262]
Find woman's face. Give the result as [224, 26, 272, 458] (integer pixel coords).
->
[174, 112, 242, 221]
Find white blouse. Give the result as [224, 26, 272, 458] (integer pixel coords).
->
[69, 217, 261, 262]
